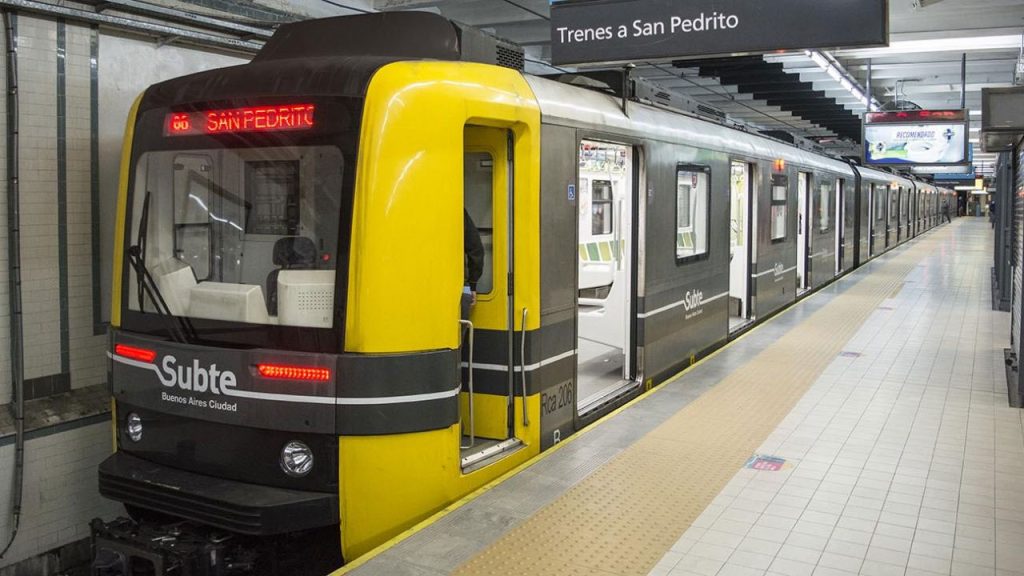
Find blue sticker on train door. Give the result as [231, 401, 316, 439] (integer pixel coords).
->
[568, 184, 576, 201]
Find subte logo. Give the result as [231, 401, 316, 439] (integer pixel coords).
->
[682, 289, 704, 312]
[159, 355, 237, 394]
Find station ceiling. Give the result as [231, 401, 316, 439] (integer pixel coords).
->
[63, 0, 1024, 176]
[367, 0, 1023, 176]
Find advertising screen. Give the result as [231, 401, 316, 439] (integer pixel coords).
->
[864, 122, 968, 165]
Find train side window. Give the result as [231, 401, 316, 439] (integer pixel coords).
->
[770, 174, 788, 242]
[818, 181, 831, 232]
[876, 185, 886, 221]
[675, 164, 710, 263]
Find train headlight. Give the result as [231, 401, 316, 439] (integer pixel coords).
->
[280, 441, 313, 477]
[126, 413, 143, 442]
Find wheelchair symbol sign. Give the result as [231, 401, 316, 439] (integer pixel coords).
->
[568, 184, 576, 201]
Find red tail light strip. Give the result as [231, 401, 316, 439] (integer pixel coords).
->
[256, 364, 331, 382]
[114, 344, 157, 363]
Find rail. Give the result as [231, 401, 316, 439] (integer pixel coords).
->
[459, 319, 475, 450]
[520, 308, 529, 427]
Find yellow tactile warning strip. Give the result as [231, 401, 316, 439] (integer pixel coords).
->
[454, 229, 951, 576]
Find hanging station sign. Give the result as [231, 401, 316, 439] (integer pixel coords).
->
[549, 0, 889, 67]
[863, 110, 969, 166]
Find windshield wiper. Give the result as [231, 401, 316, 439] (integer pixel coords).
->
[129, 191, 197, 344]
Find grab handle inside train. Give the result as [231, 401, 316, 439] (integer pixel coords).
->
[614, 198, 624, 271]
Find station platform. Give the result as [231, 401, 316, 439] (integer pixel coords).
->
[338, 219, 1023, 576]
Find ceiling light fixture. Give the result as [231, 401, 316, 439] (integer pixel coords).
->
[804, 50, 880, 111]
[836, 35, 1024, 58]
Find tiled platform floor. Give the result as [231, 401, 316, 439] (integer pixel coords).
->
[341, 220, 1020, 576]
[651, 221, 1024, 576]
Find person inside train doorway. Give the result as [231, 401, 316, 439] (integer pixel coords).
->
[942, 199, 952, 224]
[463, 208, 485, 321]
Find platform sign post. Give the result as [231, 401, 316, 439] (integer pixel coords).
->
[549, 0, 889, 67]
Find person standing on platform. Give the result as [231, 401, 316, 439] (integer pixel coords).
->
[942, 200, 952, 224]
[990, 199, 996, 228]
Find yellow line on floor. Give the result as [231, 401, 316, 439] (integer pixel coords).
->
[453, 227, 953, 576]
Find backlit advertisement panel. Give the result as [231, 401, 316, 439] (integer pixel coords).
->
[864, 122, 968, 165]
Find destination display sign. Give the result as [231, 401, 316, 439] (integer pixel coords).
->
[550, 0, 889, 66]
[165, 104, 316, 137]
[865, 110, 965, 124]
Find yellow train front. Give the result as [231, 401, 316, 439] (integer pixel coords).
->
[95, 13, 544, 574]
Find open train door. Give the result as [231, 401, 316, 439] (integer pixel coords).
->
[835, 178, 845, 274]
[729, 161, 756, 331]
[575, 139, 640, 417]
[797, 172, 811, 294]
[460, 125, 526, 472]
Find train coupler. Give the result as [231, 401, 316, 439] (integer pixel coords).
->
[90, 517, 256, 576]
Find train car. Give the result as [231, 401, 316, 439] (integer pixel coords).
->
[91, 13, 953, 575]
[851, 167, 911, 262]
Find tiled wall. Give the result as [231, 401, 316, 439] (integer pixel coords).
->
[0, 422, 122, 567]
[0, 13, 245, 570]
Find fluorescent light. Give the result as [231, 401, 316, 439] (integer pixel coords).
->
[970, 110, 982, 116]
[805, 50, 878, 112]
[955, 185, 980, 190]
[969, 138, 980, 143]
[836, 35, 1024, 57]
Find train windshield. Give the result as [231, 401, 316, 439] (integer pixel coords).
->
[126, 139, 345, 334]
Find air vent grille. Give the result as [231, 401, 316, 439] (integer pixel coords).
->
[697, 105, 726, 119]
[497, 44, 525, 71]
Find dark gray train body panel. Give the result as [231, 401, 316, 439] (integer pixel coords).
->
[538, 124, 580, 449]
[751, 164, 798, 318]
[808, 172, 838, 289]
[524, 75, 933, 429]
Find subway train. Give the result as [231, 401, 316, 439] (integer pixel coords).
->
[92, 12, 956, 575]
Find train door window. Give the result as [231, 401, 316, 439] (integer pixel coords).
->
[905, 190, 913, 228]
[172, 154, 214, 280]
[464, 151, 494, 295]
[675, 165, 710, 261]
[770, 174, 787, 241]
[818, 181, 831, 232]
[591, 181, 613, 235]
[876, 184, 887, 251]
